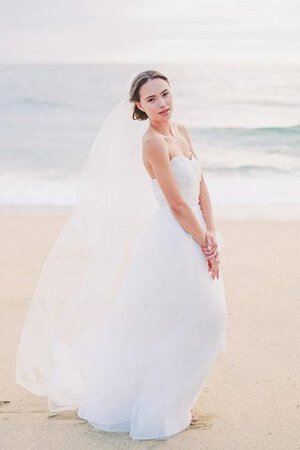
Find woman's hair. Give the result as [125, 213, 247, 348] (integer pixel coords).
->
[129, 70, 170, 121]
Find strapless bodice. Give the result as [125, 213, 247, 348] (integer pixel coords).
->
[151, 155, 203, 208]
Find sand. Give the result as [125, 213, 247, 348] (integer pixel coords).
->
[0, 206, 299, 449]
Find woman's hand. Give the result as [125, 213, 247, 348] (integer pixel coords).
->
[200, 230, 220, 280]
[201, 230, 219, 260]
[207, 256, 220, 280]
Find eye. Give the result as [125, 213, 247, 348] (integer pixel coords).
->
[163, 91, 169, 96]
[148, 98, 155, 103]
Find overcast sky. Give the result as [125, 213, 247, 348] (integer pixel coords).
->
[0, 0, 299, 64]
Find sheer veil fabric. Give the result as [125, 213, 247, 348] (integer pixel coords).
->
[15, 96, 159, 410]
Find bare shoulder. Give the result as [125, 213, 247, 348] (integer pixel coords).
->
[176, 121, 190, 136]
[141, 129, 185, 210]
[176, 121, 186, 130]
[142, 129, 168, 163]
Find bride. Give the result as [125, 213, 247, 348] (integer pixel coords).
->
[16, 69, 227, 441]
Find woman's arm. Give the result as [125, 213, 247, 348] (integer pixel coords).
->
[178, 123, 220, 278]
[143, 136, 208, 248]
[199, 174, 216, 232]
[178, 123, 216, 232]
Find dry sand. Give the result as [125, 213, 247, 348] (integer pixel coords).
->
[0, 206, 299, 449]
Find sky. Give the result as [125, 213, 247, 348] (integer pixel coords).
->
[0, 0, 299, 64]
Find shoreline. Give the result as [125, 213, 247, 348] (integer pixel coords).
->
[0, 203, 299, 222]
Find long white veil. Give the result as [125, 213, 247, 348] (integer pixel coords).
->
[15, 95, 158, 411]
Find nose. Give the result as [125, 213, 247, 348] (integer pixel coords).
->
[158, 98, 167, 108]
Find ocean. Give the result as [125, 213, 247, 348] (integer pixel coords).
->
[0, 63, 299, 216]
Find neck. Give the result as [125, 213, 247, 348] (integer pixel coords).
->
[150, 120, 175, 138]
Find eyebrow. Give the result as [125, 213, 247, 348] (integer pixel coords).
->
[144, 88, 169, 100]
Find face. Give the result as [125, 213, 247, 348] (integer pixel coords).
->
[135, 78, 173, 121]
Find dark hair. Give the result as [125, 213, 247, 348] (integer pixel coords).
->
[129, 70, 170, 121]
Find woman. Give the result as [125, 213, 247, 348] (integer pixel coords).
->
[16, 69, 227, 441]
[135, 71, 221, 280]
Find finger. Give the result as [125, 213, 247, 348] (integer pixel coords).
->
[201, 245, 209, 252]
[207, 252, 216, 260]
[205, 249, 217, 257]
[207, 252, 217, 260]
[211, 240, 217, 249]
[206, 236, 212, 250]
[212, 237, 218, 248]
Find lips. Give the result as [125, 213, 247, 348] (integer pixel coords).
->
[159, 108, 170, 114]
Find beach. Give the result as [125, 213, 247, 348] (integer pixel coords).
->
[0, 206, 299, 449]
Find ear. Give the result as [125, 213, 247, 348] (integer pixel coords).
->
[135, 101, 144, 112]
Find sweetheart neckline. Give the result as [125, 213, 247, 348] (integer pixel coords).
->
[150, 154, 197, 182]
[171, 154, 193, 162]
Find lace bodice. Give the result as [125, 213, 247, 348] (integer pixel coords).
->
[151, 155, 203, 208]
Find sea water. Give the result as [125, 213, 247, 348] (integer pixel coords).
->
[0, 63, 299, 218]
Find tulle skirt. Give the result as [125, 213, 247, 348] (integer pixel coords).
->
[75, 204, 227, 440]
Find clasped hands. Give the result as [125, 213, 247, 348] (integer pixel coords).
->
[200, 230, 220, 280]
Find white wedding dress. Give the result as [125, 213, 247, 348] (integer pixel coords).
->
[76, 154, 227, 440]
